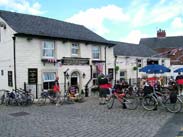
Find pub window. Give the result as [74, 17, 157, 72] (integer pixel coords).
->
[42, 41, 55, 58]
[42, 72, 56, 90]
[1, 70, 4, 76]
[120, 71, 126, 82]
[162, 60, 165, 66]
[71, 43, 80, 57]
[92, 46, 100, 60]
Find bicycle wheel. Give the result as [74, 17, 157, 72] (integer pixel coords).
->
[37, 96, 46, 105]
[124, 96, 138, 110]
[107, 95, 115, 109]
[29, 94, 34, 104]
[56, 95, 64, 105]
[142, 95, 157, 111]
[164, 97, 182, 113]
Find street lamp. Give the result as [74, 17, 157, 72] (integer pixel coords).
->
[64, 68, 69, 98]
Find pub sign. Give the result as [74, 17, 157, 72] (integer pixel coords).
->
[28, 68, 38, 84]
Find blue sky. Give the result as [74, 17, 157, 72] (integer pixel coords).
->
[1, 0, 183, 43]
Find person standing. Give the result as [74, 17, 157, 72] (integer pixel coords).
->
[98, 74, 110, 105]
[53, 76, 61, 106]
[176, 72, 183, 95]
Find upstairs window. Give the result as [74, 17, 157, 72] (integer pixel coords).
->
[92, 46, 100, 60]
[71, 43, 80, 57]
[137, 59, 142, 67]
[42, 41, 55, 58]
[162, 60, 165, 66]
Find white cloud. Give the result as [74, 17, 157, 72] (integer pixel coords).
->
[171, 17, 183, 29]
[66, 5, 129, 35]
[0, 0, 44, 15]
[130, 0, 183, 27]
[120, 30, 148, 44]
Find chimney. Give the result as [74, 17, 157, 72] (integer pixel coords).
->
[157, 29, 166, 38]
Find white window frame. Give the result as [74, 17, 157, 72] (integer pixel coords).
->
[120, 71, 126, 81]
[137, 59, 142, 67]
[42, 72, 57, 90]
[43, 72, 56, 82]
[71, 43, 80, 57]
[42, 41, 55, 59]
[92, 46, 100, 60]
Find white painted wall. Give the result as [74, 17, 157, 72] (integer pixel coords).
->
[114, 55, 170, 84]
[13, 36, 113, 96]
[0, 17, 16, 90]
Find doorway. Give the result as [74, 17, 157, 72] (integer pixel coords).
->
[70, 71, 80, 86]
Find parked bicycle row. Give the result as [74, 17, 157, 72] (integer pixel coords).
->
[0, 87, 85, 106]
[0, 88, 34, 106]
[97, 83, 183, 113]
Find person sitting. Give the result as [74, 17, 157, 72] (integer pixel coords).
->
[143, 81, 153, 96]
[121, 80, 129, 89]
[68, 85, 79, 100]
[114, 80, 122, 93]
[154, 81, 161, 92]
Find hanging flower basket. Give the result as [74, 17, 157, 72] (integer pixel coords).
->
[133, 66, 138, 71]
[115, 66, 119, 72]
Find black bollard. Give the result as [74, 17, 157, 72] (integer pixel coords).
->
[85, 85, 88, 97]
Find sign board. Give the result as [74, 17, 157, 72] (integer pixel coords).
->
[8, 71, 13, 87]
[28, 68, 38, 84]
[62, 57, 89, 65]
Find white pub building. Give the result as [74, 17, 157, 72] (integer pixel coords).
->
[0, 10, 114, 97]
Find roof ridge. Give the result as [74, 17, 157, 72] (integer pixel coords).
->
[0, 10, 84, 28]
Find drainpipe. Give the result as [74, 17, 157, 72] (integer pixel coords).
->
[85, 65, 92, 97]
[105, 46, 107, 75]
[114, 55, 117, 85]
[12, 36, 17, 90]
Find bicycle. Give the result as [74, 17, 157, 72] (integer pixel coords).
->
[142, 89, 182, 113]
[107, 88, 138, 110]
[37, 89, 63, 106]
[0, 89, 10, 105]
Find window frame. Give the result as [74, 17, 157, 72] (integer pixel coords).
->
[42, 41, 55, 59]
[42, 72, 56, 90]
[71, 43, 80, 57]
[137, 59, 142, 67]
[92, 46, 100, 60]
[119, 71, 126, 81]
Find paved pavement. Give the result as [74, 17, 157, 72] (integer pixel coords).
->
[0, 96, 182, 137]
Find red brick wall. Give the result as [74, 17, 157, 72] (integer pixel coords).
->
[155, 48, 183, 65]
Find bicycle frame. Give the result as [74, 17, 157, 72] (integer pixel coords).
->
[113, 92, 126, 103]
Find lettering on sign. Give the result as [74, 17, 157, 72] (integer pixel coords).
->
[62, 58, 89, 65]
[8, 71, 13, 87]
[28, 68, 38, 84]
